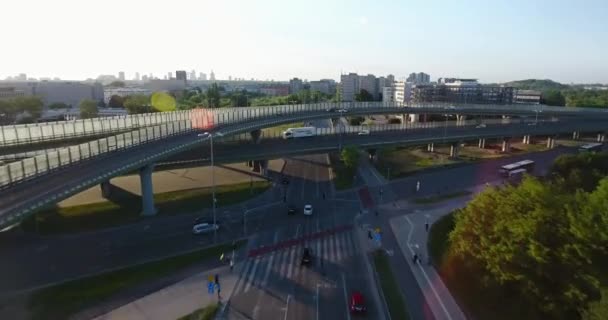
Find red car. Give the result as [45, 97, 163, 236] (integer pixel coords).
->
[350, 291, 366, 313]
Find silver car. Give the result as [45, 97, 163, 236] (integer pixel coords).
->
[192, 223, 219, 235]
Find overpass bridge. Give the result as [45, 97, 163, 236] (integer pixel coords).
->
[1, 102, 607, 229]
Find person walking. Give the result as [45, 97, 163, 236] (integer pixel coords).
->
[412, 252, 419, 264]
[229, 258, 234, 272]
[416, 181, 421, 193]
[425, 219, 429, 232]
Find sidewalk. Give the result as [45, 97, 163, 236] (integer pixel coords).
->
[389, 210, 466, 320]
[93, 266, 238, 320]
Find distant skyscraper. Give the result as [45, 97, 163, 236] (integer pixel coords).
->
[359, 74, 378, 99]
[167, 72, 172, 80]
[190, 70, 196, 80]
[289, 78, 304, 94]
[210, 70, 216, 81]
[16, 73, 27, 81]
[199, 72, 207, 81]
[407, 72, 430, 84]
[118, 71, 125, 81]
[176, 70, 187, 81]
[134, 72, 140, 81]
[228, 76, 232, 81]
[340, 73, 360, 102]
[142, 75, 149, 82]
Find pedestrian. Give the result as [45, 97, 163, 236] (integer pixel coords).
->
[416, 181, 421, 193]
[215, 274, 219, 285]
[425, 220, 429, 232]
[368, 230, 373, 239]
[412, 253, 419, 264]
[230, 259, 234, 272]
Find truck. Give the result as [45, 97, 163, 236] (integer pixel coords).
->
[282, 127, 316, 139]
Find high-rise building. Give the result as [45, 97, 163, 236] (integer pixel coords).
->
[167, 72, 172, 80]
[142, 75, 149, 82]
[309, 79, 335, 95]
[190, 70, 196, 80]
[289, 78, 304, 94]
[386, 74, 395, 85]
[210, 70, 216, 81]
[175, 70, 187, 81]
[199, 72, 207, 81]
[412, 78, 514, 104]
[359, 74, 378, 100]
[339, 73, 359, 102]
[229, 76, 232, 81]
[118, 71, 125, 81]
[407, 72, 430, 84]
[134, 72, 140, 81]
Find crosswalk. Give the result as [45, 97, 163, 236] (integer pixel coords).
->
[232, 228, 358, 296]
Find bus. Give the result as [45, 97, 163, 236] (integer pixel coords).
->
[578, 143, 603, 153]
[499, 160, 535, 177]
[282, 127, 316, 139]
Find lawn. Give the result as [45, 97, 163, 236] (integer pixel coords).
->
[177, 303, 219, 320]
[328, 152, 356, 190]
[261, 122, 303, 137]
[374, 146, 461, 179]
[22, 181, 270, 234]
[413, 191, 472, 204]
[28, 240, 246, 320]
[373, 250, 410, 320]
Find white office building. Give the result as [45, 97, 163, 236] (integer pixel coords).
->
[359, 74, 378, 99]
[340, 73, 359, 102]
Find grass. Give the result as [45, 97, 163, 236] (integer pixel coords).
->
[412, 190, 472, 204]
[176, 302, 219, 320]
[427, 212, 457, 266]
[22, 181, 271, 234]
[28, 239, 246, 320]
[328, 152, 356, 190]
[374, 146, 461, 180]
[373, 250, 410, 320]
[261, 122, 303, 136]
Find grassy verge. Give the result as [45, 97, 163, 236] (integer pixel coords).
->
[261, 122, 303, 136]
[413, 191, 472, 204]
[177, 302, 219, 320]
[328, 152, 356, 190]
[373, 250, 410, 320]
[374, 146, 461, 180]
[428, 212, 456, 266]
[22, 181, 270, 234]
[28, 239, 246, 320]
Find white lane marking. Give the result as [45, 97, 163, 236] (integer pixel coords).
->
[233, 259, 254, 295]
[243, 258, 261, 293]
[342, 273, 352, 320]
[295, 224, 301, 238]
[284, 294, 291, 320]
[293, 246, 302, 278]
[404, 215, 453, 320]
[315, 161, 320, 198]
[286, 245, 297, 279]
[260, 232, 279, 287]
[324, 232, 330, 265]
[369, 164, 384, 185]
[316, 283, 320, 320]
[336, 232, 343, 262]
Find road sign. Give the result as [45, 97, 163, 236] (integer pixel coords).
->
[207, 282, 214, 294]
[374, 233, 382, 243]
[207, 275, 214, 283]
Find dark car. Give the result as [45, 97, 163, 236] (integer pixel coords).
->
[326, 107, 337, 112]
[350, 291, 367, 313]
[287, 205, 297, 215]
[194, 217, 221, 225]
[301, 248, 312, 266]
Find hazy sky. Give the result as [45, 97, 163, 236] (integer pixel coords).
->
[2, 0, 607, 83]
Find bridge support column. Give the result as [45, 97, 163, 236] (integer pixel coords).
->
[409, 114, 419, 123]
[427, 143, 434, 153]
[100, 181, 112, 199]
[250, 129, 262, 144]
[546, 137, 556, 149]
[139, 164, 157, 216]
[457, 115, 466, 126]
[501, 139, 511, 153]
[597, 133, 606, 142]
[478, 138, 486, 149]
[522, 135, 531, 145]
[449, 143, 460, 158]
[572, 131, 580, 140]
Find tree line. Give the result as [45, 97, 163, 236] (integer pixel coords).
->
[443, 152, 608, 319]
[507, 79, 608, 107]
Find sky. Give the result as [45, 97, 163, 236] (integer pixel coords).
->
[2, 0, 608, 83]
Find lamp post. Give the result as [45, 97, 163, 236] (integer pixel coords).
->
[198, 131, 223, 243]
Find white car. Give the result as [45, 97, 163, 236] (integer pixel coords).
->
[337, 109, 349, 113]
[475, 124, 486, 128]
[358, 129, 370, 135]
[192, 223, 219, 235]
[303, 204, 313, 216]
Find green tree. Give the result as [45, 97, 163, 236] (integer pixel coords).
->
[348, 116, 365, 125]
[449, 177, 601, 319]
[79, 99, 99, 119]
[0, 99, 17, 124]
[541, 89, 566, 106]
[355, 89, 374, 102]
[123, 95, 151, 114]
[13, 96, 43, 119]
[48, 102, 70, 109]
[206, 83, 221, 108]
[108, 95, 125, 108]
[549, 153, 608, 192]
[340, 146, 359, 169]
[230, 90, 249, 107]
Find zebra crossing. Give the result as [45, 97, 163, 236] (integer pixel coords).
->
[231, 227, 358, 296]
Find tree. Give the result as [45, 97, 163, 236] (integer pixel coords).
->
[549, 153, 608, 192]
[123, 95, 151, 114]
[13, 96, 43, 119]
[448, 176, 602, 318]
[348, 116, 365, 125]
[48, 102, 70, 109]
[108, 81, 125, 88]
[355, 89, 374, 102]
[206, 83, 221, 108]
[230, 90, 249, 107]
[340, 146, 359, 169]
[0, 99, 17, 124]
[541, 89, 566, 106]
[108, 95, 125, 108]
[79, 99, 99, 119]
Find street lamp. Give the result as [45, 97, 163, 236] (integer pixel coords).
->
[198, 131, 224, 243]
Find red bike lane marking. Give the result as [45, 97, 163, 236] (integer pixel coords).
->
[358, 187, 375, 209]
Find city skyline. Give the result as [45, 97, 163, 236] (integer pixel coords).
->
[1, 0, 607, 83]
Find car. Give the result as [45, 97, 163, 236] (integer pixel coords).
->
[287, 205, 297, 215]
[192, 223, 219, 235]
[194, 216, 221, 225]
[303, 204, 313, 216]
[475, 123, 486, 128]
[281, 177, 290, 185]
[337, 108, 348, 113]
[357, 129, 370, 135]
[350, 291, 367, 313]
[198, 132, 210, 138]
[326, 107, 337, 112]
[301, 247, 312, 266]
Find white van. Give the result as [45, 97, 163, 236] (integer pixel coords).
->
[282, 127, 316, 139]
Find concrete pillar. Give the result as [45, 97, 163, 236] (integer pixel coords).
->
[250, 129, 262, 144]
[100, 181, 112, 199]
[546, 137, 555, 149]
[450, 143, 460, 158]
[478, 138, 486, 149]
[522, 135, 530, 145]
[409, 114, 419, 123]
[139, 164, 157, 216]
[597, 133, 605, 142]
[427, 143, 435, 153]
[260, 160, 268, 176]
[572, 131, 580, 140]
[367, 148, 377, 161]
[501, 139, 511, 153]
[252, 160, 261, 173]
[457, 115, 465, 126]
